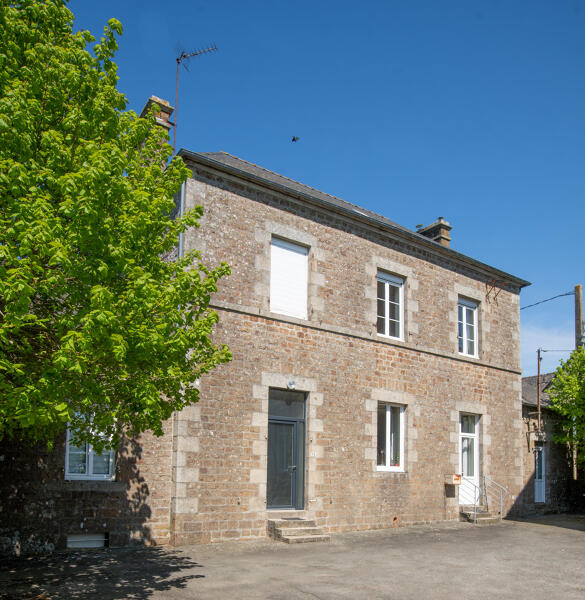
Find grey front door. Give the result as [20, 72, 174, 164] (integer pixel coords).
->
[267, 389, 305, 509]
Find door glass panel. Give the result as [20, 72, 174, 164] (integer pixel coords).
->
[296, 421, 305, 509]
[535, 447, 543, 480]
[267, 422, 294, 507]
[462, 437, 475, 477]
[461, 415, 475, 434]
[269, 389, 305, 419]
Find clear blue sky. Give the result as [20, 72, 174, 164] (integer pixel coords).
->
[69, 0, 584, 375]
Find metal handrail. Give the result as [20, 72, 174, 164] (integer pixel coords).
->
[463, 476, 509, 523]
[483, 476, 509, 520]
[467, 479, 484, 523]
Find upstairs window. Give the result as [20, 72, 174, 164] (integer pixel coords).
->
[270, 237, 309, 319]
[377, 272, 404, 340]
[377, 403, 405, 471]
[65, 429, 115, 481]
[458, 298, 478, 357]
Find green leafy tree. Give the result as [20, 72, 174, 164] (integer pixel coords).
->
[548, 347, 585, 469]
[0, 0, 230, 450]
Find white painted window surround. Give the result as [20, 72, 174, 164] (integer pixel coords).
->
[270, 237, 309, 319]
[376, 403, 405, 472]
[65, 429, 115, 481]
[377, 271, 404, 340]
[458, 297, 479, 357]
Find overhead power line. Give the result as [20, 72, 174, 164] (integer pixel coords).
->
[540, 348, 574, 353]
[520, 291, 574, 311]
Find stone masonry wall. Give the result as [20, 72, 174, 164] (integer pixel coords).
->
[514, 406, 571, 515]
[0, 155, 526, 552]
[168, 160, 525, 543]
[0, 422, 173, 555]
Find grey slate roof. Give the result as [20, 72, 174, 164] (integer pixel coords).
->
[179, 150, 531, 289]
[195, 152, 414, 236]
[522, 373, 555, 408]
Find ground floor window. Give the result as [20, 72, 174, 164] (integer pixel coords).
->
[377, 403, 404, 471]
[65, 429, 115, 480]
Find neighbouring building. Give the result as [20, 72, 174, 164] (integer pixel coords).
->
[0, 99, 532, 553]
[515, 373, 571, 515]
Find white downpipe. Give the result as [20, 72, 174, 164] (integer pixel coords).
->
[178, 180, 185, 259]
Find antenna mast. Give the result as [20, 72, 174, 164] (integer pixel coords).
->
[174, 44, 218, 155]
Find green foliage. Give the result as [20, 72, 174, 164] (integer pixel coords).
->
[0, 0, 231, 450]
[548, 347, 585, 467]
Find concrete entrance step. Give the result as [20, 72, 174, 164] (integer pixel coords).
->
[267, 518, 330, 544]
[281, 533, 331, 544]
[459, 506, 500, 525]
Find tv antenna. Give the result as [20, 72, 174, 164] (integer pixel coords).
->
[174, 44, 218, 155]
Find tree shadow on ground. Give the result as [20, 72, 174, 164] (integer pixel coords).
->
[0, 546, 204, 600]
[506, 513, 585, 533]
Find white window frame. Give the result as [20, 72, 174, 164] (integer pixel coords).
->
[458, 297, 479, 358]
[376, 403, 405, 472]
[376, 271, 404, 341]
[65, 428, 115, 481]
[269, 237, 309, 320]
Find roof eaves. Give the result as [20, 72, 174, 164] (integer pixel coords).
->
[179, 149, 531, 289]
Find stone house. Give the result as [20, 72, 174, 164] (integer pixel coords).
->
[0, 101, 531, 552]
[515, 373, 571, 514]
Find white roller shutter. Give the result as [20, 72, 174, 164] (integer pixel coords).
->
[270, 238, 308, 319]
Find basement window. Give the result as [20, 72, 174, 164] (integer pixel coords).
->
[67, 533, 107, 549]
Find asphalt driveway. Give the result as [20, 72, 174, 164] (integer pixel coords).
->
[2, 515, 584, 600]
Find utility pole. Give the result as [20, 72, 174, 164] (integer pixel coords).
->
[576, 284, 584, 349]
[573, 284, 583, 480]
[536, 348, 542, 432]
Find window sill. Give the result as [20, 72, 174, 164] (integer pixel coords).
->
[65, 474, 115, 482]
[269, 309, 308, 322]
[46, 480, 126, 492]
[458, 351, 479, 360]
[376, 333, 404, 343]
[374, 469, 408, 478]
[376, 467, 405, 473]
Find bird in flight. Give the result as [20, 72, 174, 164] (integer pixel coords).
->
[291, 136, 300, 142]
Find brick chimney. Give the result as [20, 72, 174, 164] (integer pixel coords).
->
[416, 217, 452, 248]
[140, 96, 174, 132]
